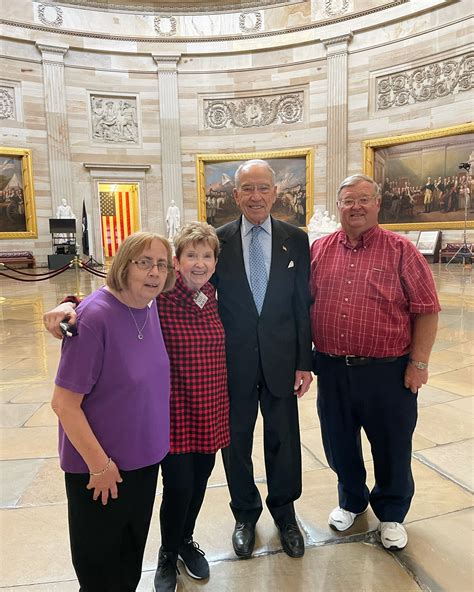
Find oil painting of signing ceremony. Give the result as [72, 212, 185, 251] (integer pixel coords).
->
[375, 136, 473, 225]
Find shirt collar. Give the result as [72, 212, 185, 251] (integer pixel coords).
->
[242, 214, 272, 237]
[339, 224, 380, 248]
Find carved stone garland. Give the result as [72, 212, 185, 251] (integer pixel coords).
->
[205, 93, 303, 129]
[377, 53, 474, 110]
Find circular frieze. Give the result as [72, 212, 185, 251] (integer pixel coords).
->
[38, 4, 64, 27]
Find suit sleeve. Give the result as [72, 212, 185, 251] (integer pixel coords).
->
[293, 230, 313, 371]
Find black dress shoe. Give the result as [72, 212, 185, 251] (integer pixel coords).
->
[277, 522, 305, 558]
[232, 522, 255, 558]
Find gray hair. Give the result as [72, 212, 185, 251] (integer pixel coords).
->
[337, 174, 380, 200]
[234, 159, 276, 188]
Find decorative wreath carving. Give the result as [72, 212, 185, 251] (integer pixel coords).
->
[154, 16, 177, 37]
[38, 4, 64, 28]
[239, 11, 262, 34]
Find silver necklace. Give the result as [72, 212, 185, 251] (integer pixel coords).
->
[127, 306, 149, 340]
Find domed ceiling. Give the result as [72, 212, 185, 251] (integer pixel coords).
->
[56, 0, 300, 13]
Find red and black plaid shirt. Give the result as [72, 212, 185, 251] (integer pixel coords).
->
[158, 273, 230, 454]
[310, 225, 441, 357]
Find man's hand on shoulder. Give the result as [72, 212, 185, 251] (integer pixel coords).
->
[43, 302, 77, 340]
[294, 370, 313, 398]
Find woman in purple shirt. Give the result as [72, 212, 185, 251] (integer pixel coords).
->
[52, 232, 175, 592]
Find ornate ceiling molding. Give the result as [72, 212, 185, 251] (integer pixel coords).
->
[53, 0, 298, 13]
[2, 1, 410, 44]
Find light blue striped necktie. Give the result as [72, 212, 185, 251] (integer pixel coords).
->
[249, 225, 268, 314]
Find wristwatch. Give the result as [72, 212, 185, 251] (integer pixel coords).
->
[409, 359, 428, 370]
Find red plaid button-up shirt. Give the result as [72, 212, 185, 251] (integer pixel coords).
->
[158, 273, 230, 454]
[310, 225, 440, 357]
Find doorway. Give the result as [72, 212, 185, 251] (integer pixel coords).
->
[98, 183, 140, 257]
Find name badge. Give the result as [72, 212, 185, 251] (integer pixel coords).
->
[193, 291, 208, 309]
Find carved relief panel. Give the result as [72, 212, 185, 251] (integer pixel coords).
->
[89, 93, 140, 145]
[203, 91, 304, 130]
[376, 52, 474, 111]
[0, 80, 22, 122]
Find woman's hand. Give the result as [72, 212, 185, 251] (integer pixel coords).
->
[86, 460, 123, 505]
[43, 303, 77, 339]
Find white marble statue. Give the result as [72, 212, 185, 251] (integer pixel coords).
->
[166, 200, 181, 240]
[308, 207, 340, 244]
[56, 198, 75, 219]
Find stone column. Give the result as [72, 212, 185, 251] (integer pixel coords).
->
[323, 34, 353, 216]
[152, 54, 184, 228]
[36, 42, 75, 218]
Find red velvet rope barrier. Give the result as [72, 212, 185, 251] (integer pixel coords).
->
[0, 266, 73, 281]
[0, 262, 71, 276]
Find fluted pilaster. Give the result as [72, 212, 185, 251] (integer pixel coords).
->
[153, 54, 184, 222]
[323, 34, 353, 217]
[36, 42, 75, 217]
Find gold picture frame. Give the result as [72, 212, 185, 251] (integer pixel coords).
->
[363, 123, 474, 231]
[196, 148, 313, 228]
[0, 147, 38, 239]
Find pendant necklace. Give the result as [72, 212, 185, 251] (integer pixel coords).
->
[127, 305, 149, 340]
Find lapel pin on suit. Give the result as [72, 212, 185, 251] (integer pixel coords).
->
[288, 260, 294, 268]
[282, 245, 287, 251]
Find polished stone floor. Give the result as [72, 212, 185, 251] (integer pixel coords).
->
[0, 264, 473, 591]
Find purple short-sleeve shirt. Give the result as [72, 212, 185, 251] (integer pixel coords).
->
[55, 287, 170, 473]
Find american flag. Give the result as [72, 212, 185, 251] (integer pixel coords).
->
[99, 190, 134, 256]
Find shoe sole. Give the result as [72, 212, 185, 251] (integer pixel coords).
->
[153, 583, 177, 592]
[383, 543, 407, 551]
[177, 555, 209, 580]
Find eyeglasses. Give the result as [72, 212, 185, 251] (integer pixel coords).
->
[338, 195, 377, 208]
[239, 184, 272, 196]
[130, 259, 173, 272]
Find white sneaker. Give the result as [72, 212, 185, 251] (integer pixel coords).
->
[378, 522, 408, 551]
[328, 506, 367, 531]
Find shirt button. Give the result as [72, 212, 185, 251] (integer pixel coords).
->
[350, 264, 354, 267]
[341, 334, 344, 337]
[353, 249, 357, 252]
[342, 314, 346, 318]
[344, 298, 349, 302]
[348, 281, 352, 285]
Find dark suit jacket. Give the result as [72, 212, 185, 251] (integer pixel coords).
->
[214, 216, 312, 398]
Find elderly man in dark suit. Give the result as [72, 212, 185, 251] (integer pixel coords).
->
[214, 159, 313, 559]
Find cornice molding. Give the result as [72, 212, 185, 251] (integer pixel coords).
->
[0, 1, 410, 44]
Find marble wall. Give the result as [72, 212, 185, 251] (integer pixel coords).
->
[0, 0, 472, 264]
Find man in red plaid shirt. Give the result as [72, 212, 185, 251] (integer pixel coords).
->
[310, 173, 440, 552]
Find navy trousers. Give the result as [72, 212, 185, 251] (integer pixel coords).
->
[316, 354, 417, 522]
[222, 364, 302, 526]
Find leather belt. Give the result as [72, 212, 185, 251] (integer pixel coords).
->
[326, 354, 400, 367]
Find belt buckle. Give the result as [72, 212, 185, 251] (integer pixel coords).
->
[345, 355, 357, 366]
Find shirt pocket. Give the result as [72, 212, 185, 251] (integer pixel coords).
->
[365, 268, 405, 304]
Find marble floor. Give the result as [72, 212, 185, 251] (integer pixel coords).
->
[0, 263, 473, 591]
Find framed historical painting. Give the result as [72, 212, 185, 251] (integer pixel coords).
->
[363, 123, 474, 230]
[0, 147, 37, 239]
[196, 148, 313, 228]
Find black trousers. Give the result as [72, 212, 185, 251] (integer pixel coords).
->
[65, 463, 159, 592]
[222, 366, 302, 525]
[316, 354, 417, 522]
[159, 452, 216, 552]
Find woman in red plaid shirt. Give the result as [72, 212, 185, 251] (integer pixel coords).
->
[154, 222, 229, 592]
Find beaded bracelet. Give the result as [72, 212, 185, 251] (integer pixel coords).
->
[89, 457, 112, 477]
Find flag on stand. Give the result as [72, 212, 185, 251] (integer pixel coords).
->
[99, 190, 134, 257]
[82, 200, 89, 256]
